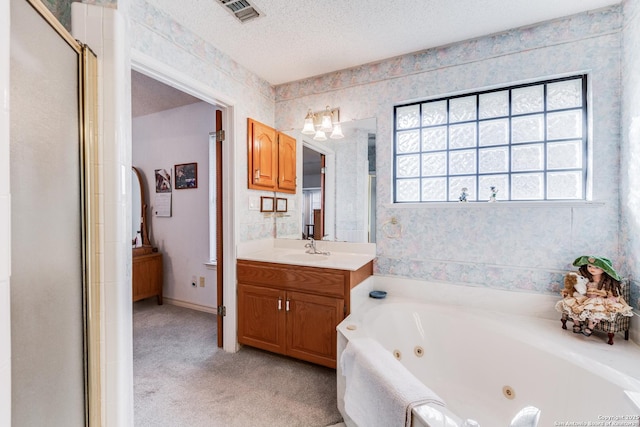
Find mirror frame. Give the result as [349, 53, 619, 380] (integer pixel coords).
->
[132, 166, 151, 247]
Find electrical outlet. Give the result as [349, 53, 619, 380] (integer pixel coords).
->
[199, 276, 205, 287]
[191, 275, 197, 287]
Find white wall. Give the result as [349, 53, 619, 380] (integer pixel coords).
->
[133, 101, 217, 309]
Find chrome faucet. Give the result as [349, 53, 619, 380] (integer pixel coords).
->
[304, 238, 330, 255]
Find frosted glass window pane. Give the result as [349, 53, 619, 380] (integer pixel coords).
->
[512, 85, 544, 114]
[547, 171, 582, 199]
[450, 96, 476, 123]
[396, 130, 420, 153]
[422, 127, 447, 151]
[449, 150, 476, 175]
[396, 105, 420, 129]
[547, 110, 582, 140]
[479, 147, 508, 173]
[547, 80, 582, 110]
[512, 173, 544, 200]
[449, 176, 476, 201]
[393, 76, 587, 203]
[421, 178, 447, 201]
[512, 144, 543, 171]
[512, 115, 544, 143]
[422, 152, 447, 176]
[547, 140, 582, 169]
[396, 179, 420, 202]
[479, 91, 508, 119]
[397, 154, 420, 177]
[479, 119, 508, 146]
[479, 175, 509, 201]
[449, 123, 476, 148]
[422, 101, 447, 125]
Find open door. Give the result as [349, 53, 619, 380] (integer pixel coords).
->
[215, 109, 224, 347]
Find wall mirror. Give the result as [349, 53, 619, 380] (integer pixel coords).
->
[132, 166, 151, 249]
[284, 118, 376, 243]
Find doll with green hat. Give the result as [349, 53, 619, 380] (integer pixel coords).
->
[572, 256, 621, 281]
[563, 255, 633, 337]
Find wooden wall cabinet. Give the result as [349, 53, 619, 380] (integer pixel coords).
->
[133, 252, 163, 304]
[247, 118, 296, 194]
[237, 259, 372, 368]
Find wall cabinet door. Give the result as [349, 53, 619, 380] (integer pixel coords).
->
[248, 119, 278, 190]
[247, 118, 296, 193]
[286, 291, 343, 368]
[238, 283, 286, 354]
[277, 132, 297, 193]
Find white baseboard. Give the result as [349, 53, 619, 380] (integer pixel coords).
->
[164, 297, 217, 314]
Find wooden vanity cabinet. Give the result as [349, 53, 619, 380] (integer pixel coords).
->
[133, 252, 163, 304]
[237, 259, 373, 368]
[247, 118, 296, 194]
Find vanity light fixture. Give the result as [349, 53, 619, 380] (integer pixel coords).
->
[301, 106, 344, 140]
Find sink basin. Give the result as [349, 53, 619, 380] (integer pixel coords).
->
[281, 253, 330, 262]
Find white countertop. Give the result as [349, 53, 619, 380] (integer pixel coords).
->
[237, 239, 376, 271]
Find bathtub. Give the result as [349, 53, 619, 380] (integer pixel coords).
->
[337, 277, 640, 426]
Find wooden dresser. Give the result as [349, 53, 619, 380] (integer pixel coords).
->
[133, 250, 163, 304]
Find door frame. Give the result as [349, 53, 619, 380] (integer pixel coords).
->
[131, 51, 238, 352]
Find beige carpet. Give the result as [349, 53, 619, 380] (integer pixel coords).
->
[133, 299, 343, 426]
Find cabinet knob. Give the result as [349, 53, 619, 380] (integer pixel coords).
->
[278, 297, 282, 311]
[254, 169, 260, 180]
[285, 299, 290, 312]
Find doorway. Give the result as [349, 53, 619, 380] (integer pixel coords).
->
[131, 69, 224, 346]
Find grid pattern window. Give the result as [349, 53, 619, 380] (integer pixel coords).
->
[393, 75, 587, 202]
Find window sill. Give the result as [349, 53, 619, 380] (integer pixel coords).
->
[387, 200, 606, 209]
[205, 261, 217, 270]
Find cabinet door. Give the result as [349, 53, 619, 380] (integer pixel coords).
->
[277, 132, 296, 193]
[132, 253, 163, 303]
[248, 119, 277, 190]
[238, 283, 286, 354]
[286, 291, 344, 368]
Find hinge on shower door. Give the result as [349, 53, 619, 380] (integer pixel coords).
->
[217, 305, 226, 316]
[215, 130, 225, 142]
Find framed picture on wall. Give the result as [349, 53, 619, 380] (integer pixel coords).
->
[155, 168, 172, 193]
[175, 162, 197, 189]
[260, 196, 274, 212]
[276, 197, 288, 212]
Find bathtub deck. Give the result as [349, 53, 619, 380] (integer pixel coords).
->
[502, 310, 640, 384]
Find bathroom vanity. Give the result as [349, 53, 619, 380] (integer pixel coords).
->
[236, 241, 375, 368]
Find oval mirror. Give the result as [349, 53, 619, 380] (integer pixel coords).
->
[132, 166, 150, 247]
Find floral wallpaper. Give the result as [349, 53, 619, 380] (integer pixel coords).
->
[275, 5, 634, 303]
[621, 0, 640, 308]
[44, 0, 640, 307]
[43, 0, 117, 31]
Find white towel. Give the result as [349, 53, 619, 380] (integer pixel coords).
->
[340, 337, 445, 427]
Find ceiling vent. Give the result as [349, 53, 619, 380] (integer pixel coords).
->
[217, 0, 263, 23]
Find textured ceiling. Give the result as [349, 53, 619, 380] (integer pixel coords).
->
[131, 70, 202, 117]
[146, 0, 620, 86]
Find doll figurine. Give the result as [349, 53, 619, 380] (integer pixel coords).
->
[459, 187, 469, 202]
[488, 186, 498, 202]
[556, 255, 633, 337]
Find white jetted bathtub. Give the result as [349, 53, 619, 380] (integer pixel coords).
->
[337, 277, 640, 426]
